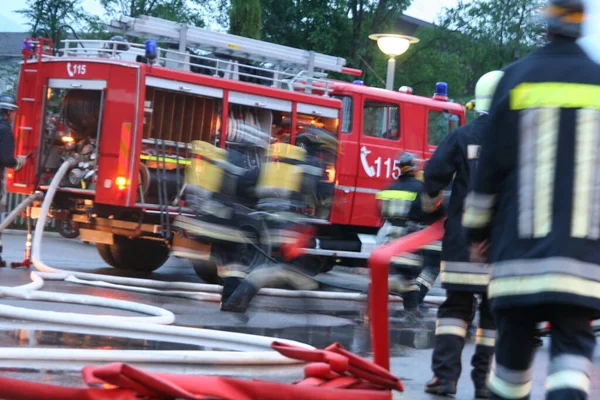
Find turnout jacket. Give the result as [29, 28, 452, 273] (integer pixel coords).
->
[463, 37, 600, 314]
[377, 175, 442, 227]
[376, 175, 443, 271]
[423, 114, 491, 293]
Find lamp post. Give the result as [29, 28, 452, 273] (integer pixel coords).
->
[369, 34, 419, 90]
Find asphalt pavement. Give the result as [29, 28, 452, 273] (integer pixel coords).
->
[0, 231, 597, 399]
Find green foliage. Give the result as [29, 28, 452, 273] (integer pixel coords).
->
[230, 0, 261, 39]
[397, 26, 468, 97]
[17, 0, 88, 46]
[0, 64, 20, 95]
[399, 0, 545, 99]
[99, 0, 214, 27]
[257, 0, 411, 86]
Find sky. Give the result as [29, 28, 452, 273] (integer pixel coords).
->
[1, 0, 598, 41]
[0, 0, 462, 32]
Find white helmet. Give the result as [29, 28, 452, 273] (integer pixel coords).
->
[474, 70, 505, 114]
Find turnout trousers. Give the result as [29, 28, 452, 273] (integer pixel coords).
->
[489, 305, 596, 400]
[417, 244, 441, 303]
[432, 290, 496, 387]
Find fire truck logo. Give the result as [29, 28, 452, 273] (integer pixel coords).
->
[66, 62, 86, 77]
[360, 146, 376, 177]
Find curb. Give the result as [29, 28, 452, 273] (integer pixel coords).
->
[332, 265, 370, 275]
[2, 229, 62, 237]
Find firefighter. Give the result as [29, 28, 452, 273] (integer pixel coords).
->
[0, 94, 26, 268]
[375, 152, 443, 316]
[219, 141, 323, 313]
[463, 2, 599, 399]
[421, 70, 504, 398]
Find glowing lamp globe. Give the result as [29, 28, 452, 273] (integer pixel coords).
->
[368, 34, 419, 57]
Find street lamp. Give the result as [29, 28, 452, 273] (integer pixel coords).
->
[369, 33, 419, 90]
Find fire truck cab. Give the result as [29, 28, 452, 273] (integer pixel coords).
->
[9, 15, 465, 277]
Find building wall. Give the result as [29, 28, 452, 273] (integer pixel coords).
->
[0, 32, 27, 93]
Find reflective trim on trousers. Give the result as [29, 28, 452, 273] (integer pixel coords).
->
[442, 261, 492, 275]
[421, 240, 442, 251]
[435, 317, 468, 338]
[546, 354, 592, 394]
[475, 328, 496, 347]
[389, 276, 419, 293]
[441, 271, 491, 287]
[488, 361, 532, 399]
[546, 371, 590, 394]
[391, 253, 423, 266]
[417, 276, 434, 289]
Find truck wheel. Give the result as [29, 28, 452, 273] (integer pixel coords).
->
[96, 243, 118, 267]
[96, 236, 169, 273]
[56, 220, 80, 239]
[319, 259, 335, 273]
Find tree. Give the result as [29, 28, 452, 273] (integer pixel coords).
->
[0, 64, 20, 95]
[99, 0, 216, 27]
[17, 0, 87, 48]
[398, 0, 545, 98]
[397, 26, 469, 98]
[229, 0, 261, 39]
[257, 0, 412, 86]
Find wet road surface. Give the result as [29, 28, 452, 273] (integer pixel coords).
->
[0, 231, 598, 399]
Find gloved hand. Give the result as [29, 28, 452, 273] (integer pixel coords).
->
[421, 191, 443, 213]
[13, 155, 27, 172]
[469, 240, 489, 263]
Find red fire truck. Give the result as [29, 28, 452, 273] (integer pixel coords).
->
[9, 15, 465, 278]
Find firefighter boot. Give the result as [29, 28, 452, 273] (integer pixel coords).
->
[417, 282, 429, 313]
[220, 279, 259, 313]
[424, 376, 457, 396]
[402, 290, 421, 319]
[220, 277, 242, 305]
[0, 238, 6, 267]
[475, 386, 490, 399]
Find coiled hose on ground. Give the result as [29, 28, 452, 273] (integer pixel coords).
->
[0, 159, 314, 368]
[0, 159, 448, 368]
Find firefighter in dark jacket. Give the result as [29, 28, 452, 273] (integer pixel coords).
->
[0, 94, 26, 267]
[421, 70, 504, 398]
[463, 2, 599, 399]
[375, 152, 442, 316]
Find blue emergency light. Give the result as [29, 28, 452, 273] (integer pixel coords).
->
[433, 82, 449, 101]
[145, 40, 158, 62]
[22, 40, 34, 52]
[353, 80, 364, 85]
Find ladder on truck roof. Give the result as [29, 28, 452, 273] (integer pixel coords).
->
[105, 15, 358, 94]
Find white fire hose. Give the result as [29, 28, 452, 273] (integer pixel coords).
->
[0, 158, 445, 368]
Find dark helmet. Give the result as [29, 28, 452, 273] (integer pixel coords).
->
[542, 0, 585, 38]
[0, 93, 17, 112]
[104, 35, 130, 52]
[397, 152, 417, 175]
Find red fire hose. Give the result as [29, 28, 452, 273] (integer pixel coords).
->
[0, 342, 403, 400]
[368, 219, 446, 370]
